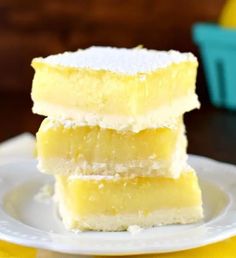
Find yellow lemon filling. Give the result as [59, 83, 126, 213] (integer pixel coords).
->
[55, 168, 203, 231]
[36, 117, 187, 178]
[31, 47, 199, 132]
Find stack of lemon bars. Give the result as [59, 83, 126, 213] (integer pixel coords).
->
[31, 46, 203, 231]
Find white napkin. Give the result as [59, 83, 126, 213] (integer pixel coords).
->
[0, 134, 92, 258]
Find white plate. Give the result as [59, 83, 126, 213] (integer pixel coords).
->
[0, 155, 236, 255]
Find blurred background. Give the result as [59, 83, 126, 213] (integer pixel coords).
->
[0, 0, 235, 163]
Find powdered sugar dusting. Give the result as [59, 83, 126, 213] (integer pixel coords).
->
[34, 46, 197, 75]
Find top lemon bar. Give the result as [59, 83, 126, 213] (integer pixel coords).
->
[31, 46, 199, 132]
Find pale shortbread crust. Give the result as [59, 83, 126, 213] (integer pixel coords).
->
[33, 93, 199, 132]
[57, 200, 203, 231]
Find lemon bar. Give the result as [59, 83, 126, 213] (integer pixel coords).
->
[36, 117, 187, 178]
[55, 168, 203, 231]
[31, 47, 199, 132]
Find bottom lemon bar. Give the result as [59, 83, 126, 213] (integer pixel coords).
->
[55, 168, 203, 231]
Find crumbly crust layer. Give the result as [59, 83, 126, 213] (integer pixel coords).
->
[33, 93, 199, 132]
[57, 202, 203, 231]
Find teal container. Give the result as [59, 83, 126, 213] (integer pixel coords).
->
[193, 23, 236, 109]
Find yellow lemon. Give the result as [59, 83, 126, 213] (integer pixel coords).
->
[219, 0, 236, 28]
